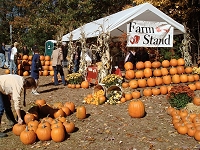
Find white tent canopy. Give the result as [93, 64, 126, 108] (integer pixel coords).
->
[62, 3, 185, 41]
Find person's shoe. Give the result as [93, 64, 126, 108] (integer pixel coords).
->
[31, 90, 40, 95]
[0, 132, 8, 138]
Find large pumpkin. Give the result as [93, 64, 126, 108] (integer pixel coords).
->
[128, 100, 145, 118]
[124, 62, 133, 70]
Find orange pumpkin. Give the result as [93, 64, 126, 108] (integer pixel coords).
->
[122, 82, 129, 88]
[136, 61, 145, 70]
[128, 100, 145, 118]
[194, 74, 200, 81]
[147, 78, 156, 87]
[40, 55, 45, 61]
[81, 81, 89, 88]
[124, 62, 133, 70]
[45, 55, 51, 61]
[22, 55, 29, 60]
[169, 67, 178, 75]
[43, 70, 49, 76]
[170, 59, 178, 67]
[177, 58, 185, 66]
[5, 69, 10, 74]
[152, 88, 161, 95]
[44, 61, 50, 66]
[153, 69, 162, 77]
[193, 97, 200, 106]
[151, 61, 161, 68]
[125, 70, 135, 79]
[187, 75, 195, 82]
[143, 68, 152, 78]
[161, 68, 169, 76]
[23, 71, 29, 76]
[144, 61, 151, 68]
[129, 80, 138, 89]
[155, 77, 163, 86]
[188, 84, 196, 91]
[176, 66, 185, 74]
[131, 91, 141, 99]
[135, 70, 144, 79]
[180, 74, 188, 83]
[162, 75, 171, 85]
[137, 79, 147, 88]
[185, 67, 193, 74]
[160, 86, 168, 95]
[64, 102, 75, 113]
[172, 74, 180, 84]
[195, 81, 200, 90]
[143, 89, 152, 96]
[125, 93, 133, 101]
[120, 97, 126, 103]
[162, 60, 170, 68]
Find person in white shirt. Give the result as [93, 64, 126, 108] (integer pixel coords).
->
[0, 75, 37, 138]
[10, 42, 19, 74]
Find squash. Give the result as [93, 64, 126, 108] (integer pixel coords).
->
[76, 106, 86, 119]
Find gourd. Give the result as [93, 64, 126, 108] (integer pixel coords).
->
[76, 106, 86, 119]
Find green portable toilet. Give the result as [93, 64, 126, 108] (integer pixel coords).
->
[45, 40, 57, 56]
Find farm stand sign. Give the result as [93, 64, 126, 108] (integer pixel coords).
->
[127, 20, 174, 47]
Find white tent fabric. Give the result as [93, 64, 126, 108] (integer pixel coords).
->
[62, 3, 185, 41]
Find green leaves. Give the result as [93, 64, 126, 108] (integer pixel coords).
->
[169, 93, 192, 109]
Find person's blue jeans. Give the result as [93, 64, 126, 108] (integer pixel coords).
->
[73, 59, 79, 73]
[0, 53, 5, 68]
[0, 93, 4, 116]
[10, 60, 17, 74]
[53, 66, 66, 85]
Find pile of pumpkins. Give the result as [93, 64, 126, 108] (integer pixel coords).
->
[5, 54, 55, 76]
[166, 97, 200, 141]
[121, 58, 200, 102]
[12, 99, 87, 145]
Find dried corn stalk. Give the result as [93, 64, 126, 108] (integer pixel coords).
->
[180, 27, 193, 66]
[96, 31, 112, 83]
[78, 29, 88, 78]
[67, 33, 76, 73]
